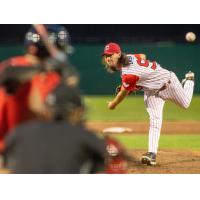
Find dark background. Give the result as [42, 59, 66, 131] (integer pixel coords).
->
[0, 24, 200, 44]
[0, 24, 199, 94]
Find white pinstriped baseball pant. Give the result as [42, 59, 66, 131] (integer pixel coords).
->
[144, 72, 194, 154]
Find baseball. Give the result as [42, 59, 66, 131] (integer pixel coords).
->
[185, 32, 196, 42]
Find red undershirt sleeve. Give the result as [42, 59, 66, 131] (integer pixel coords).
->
[121, 74, 140, 92]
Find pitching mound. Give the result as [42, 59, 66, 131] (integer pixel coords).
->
[87, 121, 200, 173]
[127, 149, 200, 173]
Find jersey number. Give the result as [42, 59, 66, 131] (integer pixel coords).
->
[136, 59, 157, 70]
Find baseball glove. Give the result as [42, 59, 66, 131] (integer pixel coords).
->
[115, 84, 122, 95]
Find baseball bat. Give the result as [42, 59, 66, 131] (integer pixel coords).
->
[32, 24, 58, 58]
[33, 24, 67, 65]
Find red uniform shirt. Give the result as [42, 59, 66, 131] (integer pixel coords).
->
[31, 72, 61, 101]
[0, 56, 61, 143]
[0, 56, 34, 141]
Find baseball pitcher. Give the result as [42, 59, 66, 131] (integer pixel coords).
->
[102, 42, 194, 166]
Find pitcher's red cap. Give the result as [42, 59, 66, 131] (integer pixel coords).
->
[102, 43, 121, 56]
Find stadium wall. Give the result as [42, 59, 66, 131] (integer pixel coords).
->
[0, 43, 200, 94]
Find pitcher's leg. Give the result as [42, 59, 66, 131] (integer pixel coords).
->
[144, 93, 165, 154]
[159, 72, 194, 109]
[182, 80, 194, 108]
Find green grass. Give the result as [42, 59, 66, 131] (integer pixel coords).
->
[84, 95, 200, 121]
[84, 95, 200, 151]
[112, 134, 200, 150]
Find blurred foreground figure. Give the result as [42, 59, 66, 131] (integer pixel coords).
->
[0, 25, 79, 149]
[3, 84, 106, 174]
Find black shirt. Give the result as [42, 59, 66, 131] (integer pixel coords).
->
[3, 120, 106, 174]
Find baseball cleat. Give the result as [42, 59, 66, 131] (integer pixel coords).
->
[182, 71, 195, 85]
[141, 152, 156, 166]
[185, 70, 195, 80]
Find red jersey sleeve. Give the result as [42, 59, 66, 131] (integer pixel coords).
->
[121, 74, 139, 92]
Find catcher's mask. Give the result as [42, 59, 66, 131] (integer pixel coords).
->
[25, 25, 73, 58]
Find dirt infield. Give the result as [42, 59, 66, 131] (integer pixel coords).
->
[86, 121, 200, 173]
[86, 121, 200, 134]
[127, 149, 200, 173]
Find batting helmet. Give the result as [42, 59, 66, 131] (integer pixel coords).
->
[25, 25, 72, 58]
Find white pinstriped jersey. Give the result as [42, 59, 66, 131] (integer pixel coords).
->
[121, 54, 171, 91]
[119, 54, 194, 155]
